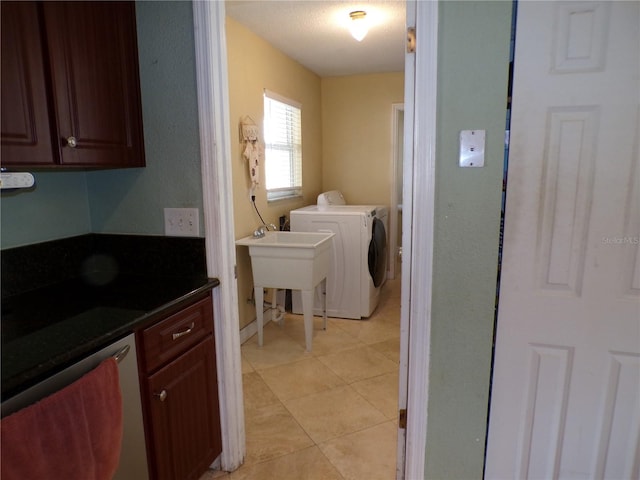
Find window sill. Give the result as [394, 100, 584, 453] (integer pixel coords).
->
[267, 193, 302, 204]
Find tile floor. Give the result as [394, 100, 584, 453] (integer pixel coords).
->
[201, 277, 401, 480]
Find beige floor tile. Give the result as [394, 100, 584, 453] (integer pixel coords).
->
[375, 284, 401, 312]
[308, 327, 365, 355]
[227, 446, 344, 480]
[278, 314, 332, 348]
[282, 315, 364, 355]
[255, 318, 291, 338]
[241, 354, 255, 374]
[332, 318, 400, 345]
[373, 302, 402, 325]
[242, 371, 280, 411]
[380, 277, 401, 300]
[281, 313, 326, 332]
[369, 337, 400, 364]
[241, 323, 311, 370]
[326, 318, 349, 328]
[224, 280, 403, 479]
[199, 468, 231, 479]
[351, 372, 399, 420]
[258, 357, 346, 401]
[244, 402, 314, 464]
[284, 385, 387, 443]
[279, 314, 331, 344]
[319, 421, 398, 480]
[317, 345, 398, 384]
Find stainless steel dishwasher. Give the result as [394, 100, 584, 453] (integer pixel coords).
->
[1, 333, 149, 479]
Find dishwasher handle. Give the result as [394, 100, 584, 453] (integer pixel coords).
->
[112, 345, 130, 364]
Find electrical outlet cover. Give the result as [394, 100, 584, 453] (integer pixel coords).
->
[459, 129, 486, 167]
[164, 208, 199, 237]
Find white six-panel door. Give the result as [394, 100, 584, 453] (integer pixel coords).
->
[486, 2, 640, 478]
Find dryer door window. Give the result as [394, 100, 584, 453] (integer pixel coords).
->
[368, 218, 387, 287]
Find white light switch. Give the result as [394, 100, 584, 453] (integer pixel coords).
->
[164, 208, 199, 237]
[459, 130, 485, 167]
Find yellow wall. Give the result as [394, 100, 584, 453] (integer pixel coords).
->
[226, 17, 323, 329]
[321, 73, 404, 205]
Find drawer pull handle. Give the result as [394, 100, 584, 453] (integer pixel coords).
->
[155, 390, 167, 402]
[172, 322, 195, 340]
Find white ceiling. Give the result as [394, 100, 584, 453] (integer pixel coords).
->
[224, 1, 406, 77]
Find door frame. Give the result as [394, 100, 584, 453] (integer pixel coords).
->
[192, 1, 245, 470]
[398, 2, 439, 478]
[389, 102, 404, 281]
[192, 1, 438, 477]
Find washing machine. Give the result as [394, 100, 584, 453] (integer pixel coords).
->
[290, 191, 388, 319]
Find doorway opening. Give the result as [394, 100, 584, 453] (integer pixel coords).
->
[225, 4, 406, 479]
[193, 2, 439, 478]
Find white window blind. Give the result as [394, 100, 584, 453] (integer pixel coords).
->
[263, 90, 302, 201]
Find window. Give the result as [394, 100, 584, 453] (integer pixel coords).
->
[263, 90, 302, 201]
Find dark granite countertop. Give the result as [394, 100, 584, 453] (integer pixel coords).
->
[1, 273, 219, 399]
[1, 233, 219, 400]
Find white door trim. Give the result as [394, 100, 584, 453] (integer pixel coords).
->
[192, 1, 438, 476]
[192, 1, 245, 471]
[399, 1, 438, 479]
[389, 102, 404, 281]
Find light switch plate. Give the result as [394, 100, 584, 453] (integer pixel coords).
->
[459, 130, 486, 167]
[1, 172, 35, 189]
[164, 208, 199, 237]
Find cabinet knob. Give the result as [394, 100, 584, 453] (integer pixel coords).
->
[154, 390, 168, 402]
[66, 136, 77, 148]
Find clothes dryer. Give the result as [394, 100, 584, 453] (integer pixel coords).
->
[290, 197, 388, 319]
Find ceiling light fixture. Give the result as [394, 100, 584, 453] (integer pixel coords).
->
[349, 10, 368, 42]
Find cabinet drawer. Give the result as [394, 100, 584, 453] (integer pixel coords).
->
[141, 296, 213, 373]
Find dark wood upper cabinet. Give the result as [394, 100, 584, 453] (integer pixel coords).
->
[1, 2, 55, 166]
[1, 1, 145, 169]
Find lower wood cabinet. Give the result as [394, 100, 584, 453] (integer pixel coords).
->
[137, 295, 222, 480]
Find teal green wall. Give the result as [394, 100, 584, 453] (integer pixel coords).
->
[87, 1, 203, 234]
[425, 2, 512, 478]
[0, 172, 91, 247]
[0, 1, 202, 249]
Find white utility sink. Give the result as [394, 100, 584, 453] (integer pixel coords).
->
[236, 231, 335, 351]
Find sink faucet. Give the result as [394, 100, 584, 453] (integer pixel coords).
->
[252, 224, 278, 238]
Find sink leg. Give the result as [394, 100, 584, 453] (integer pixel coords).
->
[321, 278, 327, 330]
[301, 289, 314, 352]
[255, 287, 264, 347]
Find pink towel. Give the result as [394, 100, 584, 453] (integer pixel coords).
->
[1, 357, 124, 480]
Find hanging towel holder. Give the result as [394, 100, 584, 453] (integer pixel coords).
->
[240, 116, 262, 193]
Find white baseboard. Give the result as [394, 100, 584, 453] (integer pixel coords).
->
[239, 318, 259, 344]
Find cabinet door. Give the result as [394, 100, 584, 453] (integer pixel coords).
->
[42, 1, 145, 167]
[1, 1, 56, 166]
[146, 337, 222, 480]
